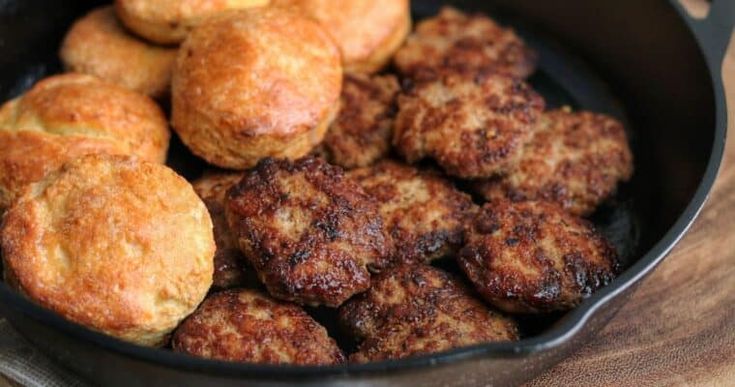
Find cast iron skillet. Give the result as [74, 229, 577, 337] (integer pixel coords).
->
[0, 0, 732, 385]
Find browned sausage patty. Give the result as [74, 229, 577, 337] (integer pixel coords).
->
[339, 264, 518, 362]
[393, 71, 544, 179]
[318, 73, 400, 169]
[348, 160, 477, 265]
[225, 157, 392, 307]
[472, 108, 634, 216]
[394, 7, 537, 79]
[192, 171, 253, 290]
[172, 289, 344, 365]
[458, 199, 619, 314]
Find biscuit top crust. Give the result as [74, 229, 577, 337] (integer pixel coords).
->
[0, 73, 170, 163]
[0, 154, 214, 346]
[172, 8, 342, 138]
[393, 71, 544, 179]
[172, 289, 345, 365]
[394, 6, 537, 78]
[225, 157, 392, 307]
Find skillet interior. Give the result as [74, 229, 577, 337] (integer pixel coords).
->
[0, 0, 721, 385]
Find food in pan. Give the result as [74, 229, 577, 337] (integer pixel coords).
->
[472, 108, 634, 216]
[224, 157, 392, 307]
[348, 160, 477, 265]
[192, 171, 254, 290]
[273, 0, 411, 73]
[60, 6, 177, 98]
[114, 0, 270, 45]
[0, 73, 170, 211]
[171, 7, 342, 169]
[316, 73, 400, 169]
[172, 289, 344, 365]
[393, 70, 545, 179]
[339, 264, 518, 362]
[458, 199, 620, 313]
[0, 154, 214, 346]
[394, 7, 537, 79]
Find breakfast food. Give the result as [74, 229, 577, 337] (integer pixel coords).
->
[0, 73, 170, 210]
[171, 8, 342, 169]
[225, 157, 392, 307]
[394, 7, 537, 79]
[472, 108, 634, 216]
[172, 289, 344, 364]
[317, 73, 400, 169]
[348, 161, 476, 265]
[273, 0, 411, 73]
[192, 171, 252, 289]
[0, 154, 214, 346]
[60, 6, 177, 98]
[458, 199, 619, 313]
[339, 264, 518, 362]
[393, 71, 544, 179]
[114, 0, 270, 45]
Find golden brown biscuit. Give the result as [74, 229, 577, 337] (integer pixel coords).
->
[458, 199, 619, 314]
[473, 108, 634, 216]
[60, 6, 177, 98]
[115, 0, 270, 45]
[339, 264, 518, 362]
[393, 71, 544, 179]
[0, 154, 214, 346]
[318, 74, 400, 169]
[171, 8, 342, 169]
[192, 171, 254, 289]
[394, 7, 537, 79]
[225, 157, 392, 307]
[0, 73, 170, 210]
[348, 161, 477, 265]
[273, 0, 410, 73]
[172, 289, 344, 364]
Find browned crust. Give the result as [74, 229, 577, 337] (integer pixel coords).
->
[394, 6, 537, 79]
[172, 289, 344, 365]
[272, 0, 410, 73]
[225, 157, 392, 307]
[457, 199, 619, 314]
[348, 160, 477, 265]
[339, 264, 518, 362]
[473, 108, 634, 216]
[319, 73, 400, 169]
[60, 6, 177, 98]
[393, 71, 545, 179]
[171, 8, 342, 169]
[0, 154, 214, 346]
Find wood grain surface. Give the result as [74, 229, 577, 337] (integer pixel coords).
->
[1, 9, 733, 387]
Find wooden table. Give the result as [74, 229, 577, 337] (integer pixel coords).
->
[527, 31, 735, 387]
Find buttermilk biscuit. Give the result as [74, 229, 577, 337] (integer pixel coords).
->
[115, 0, 270, 45]
[393, 71, 544, 179]
[348, 161, 477, 265]
[172, 8, 342, 169]
[473, 108, 634, 216]
[172, 289, 344, 365]
[192, 171, 256, 289]
[60, 6, 177, 98]
[225, 157, 392, 307]
[339, 265, 518, 362]
[273, 0, 410, 73]
[0, 73, 170, 210]
[318, 74, 400, 169]
[458, 199, 619, 314]
[394, 7, 537, 79]
[0, 154, 214, 346]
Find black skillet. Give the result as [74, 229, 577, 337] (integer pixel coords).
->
[0, 0, 732, 385]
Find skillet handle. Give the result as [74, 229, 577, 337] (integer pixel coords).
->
[673, 0, 735, 71]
